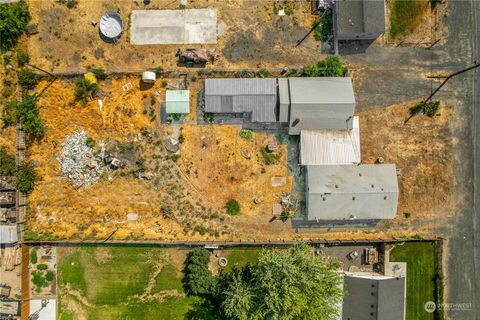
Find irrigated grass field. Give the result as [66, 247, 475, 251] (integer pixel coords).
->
[390, 242, 440, 320]
[57, 247, 212, 320]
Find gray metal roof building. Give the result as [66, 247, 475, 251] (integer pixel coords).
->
[342, 274, 406, 320]
[335, 0, 386, 40]
[305, 164, 398, 221]
[204, 78, 277, 122]
[278, 77, 356, 135]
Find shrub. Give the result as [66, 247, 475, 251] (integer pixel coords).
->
[161, 80, 168, 88]
[15, 160, 37, 194]
[45, 271, 54, 282]
[31, 271, 47, 292]
[257, 68, 270, 78]
[30, 249, 38, 264]
[409, 100, 440, 118]
[37, 263, 48, 270]
[86, 66, 106, 80]
[16, 94, 44, 138]
[18, 68, 38, 89]
[74, 78, 98, 104]
[403, 212, 411, 219]
[260, 146, 281, 165]
[302, 55, 346, 77]
[66, 0, 77, 9]
[5, 94, 45, 138]
[183, 248, 218, 297]
[239, 129, 254, 140]
[85, 136, 96, 148]
[280, 210, 291, 222]
[313, 9, 333, 43]
[0, 2, 31, 52]
[202, 112, 215, 123]
[178, 134, 185, 144]
[0, 146, 16, 176]
[226, 199, 240, 216]
[17, 50, 29, 66]
[167, 113, 182, 122]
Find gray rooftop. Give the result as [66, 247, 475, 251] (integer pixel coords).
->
[306, 164, 398, 220]
[0, 225, 18, 244]
[335, 0, 386, 40]
[204, 78, 277, 122]
[342, 274, 406, 320]
[280, 77, 356, 134]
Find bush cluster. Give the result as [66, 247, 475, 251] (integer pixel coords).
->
[225, 199, 240, 216]
[302, 55, 346, 77]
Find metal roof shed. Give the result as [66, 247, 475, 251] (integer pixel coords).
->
[305, 164, 398, 221]
[166, 90, 190, 114]
[204, 78, 277, 122]
[283, 77, 356, 134]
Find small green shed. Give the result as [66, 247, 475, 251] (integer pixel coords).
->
[165, 90, 190, 114]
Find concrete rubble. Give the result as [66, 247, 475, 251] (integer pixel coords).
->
[59, 130, 104, 188]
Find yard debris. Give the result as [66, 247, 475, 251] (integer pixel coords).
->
[59, 130, 104, 188]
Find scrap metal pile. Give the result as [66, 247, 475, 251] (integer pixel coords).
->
[59, 131, 104, 188]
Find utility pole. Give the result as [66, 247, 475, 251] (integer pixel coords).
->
[424, 62, 480, 103]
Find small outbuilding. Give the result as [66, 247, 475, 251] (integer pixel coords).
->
[204, 78, 277, 122]
[165, 90, 190, 114]
[0, 225, 17, 245]
[305, 164, 398, 222]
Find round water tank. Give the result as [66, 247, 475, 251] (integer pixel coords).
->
[142, 71, 156, 83]
[99, 11, 124, 41]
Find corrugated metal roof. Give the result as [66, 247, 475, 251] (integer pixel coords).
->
[287, 77, 356, 134]
[306, 164, 398, 220]
[0, 225, 18, 244]
[166, 90, 190, 114]
[204, 78, 277, 122]
[300, 116, 361, 165]
[205, 78, 276, 95]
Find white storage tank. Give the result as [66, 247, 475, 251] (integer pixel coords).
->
[142, 71, 156, 83]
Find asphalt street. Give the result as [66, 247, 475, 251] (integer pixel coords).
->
[342, 1, 478, 318]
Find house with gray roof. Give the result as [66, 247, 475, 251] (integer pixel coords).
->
[335, 0, 386, 40]
[278, 77, 356, 135]
[342, 273, 406, 320]
[204, 78, 277, 122]
[305, 164, 398, 222]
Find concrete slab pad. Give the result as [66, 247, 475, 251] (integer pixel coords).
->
[130, 9, 217, 45]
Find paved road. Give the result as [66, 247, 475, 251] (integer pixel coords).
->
[341, 1, 478, 319]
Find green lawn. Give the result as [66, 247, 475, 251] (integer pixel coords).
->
[222, 248, 262, 273]
[57, 247, 218, 320]
[390, 242, 440, 320]
[390, 0, 429, 39]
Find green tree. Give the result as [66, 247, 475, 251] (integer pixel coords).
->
[313, 9, 333, 43]
[183, 248, 218, 297]
[45, 271, 55, 281]
[18, 68, 38, 89]
[0, 2, 31, 52]
[0, 146, 16, 176]
[74, 78, 98, 104]
[221, 243, 343, 320]
[30, 249, 38, 264]
[17, 50, 29, 66]
[15, 160, 37, 194]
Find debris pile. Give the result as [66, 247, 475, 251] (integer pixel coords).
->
[59, 131, 103, 188]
